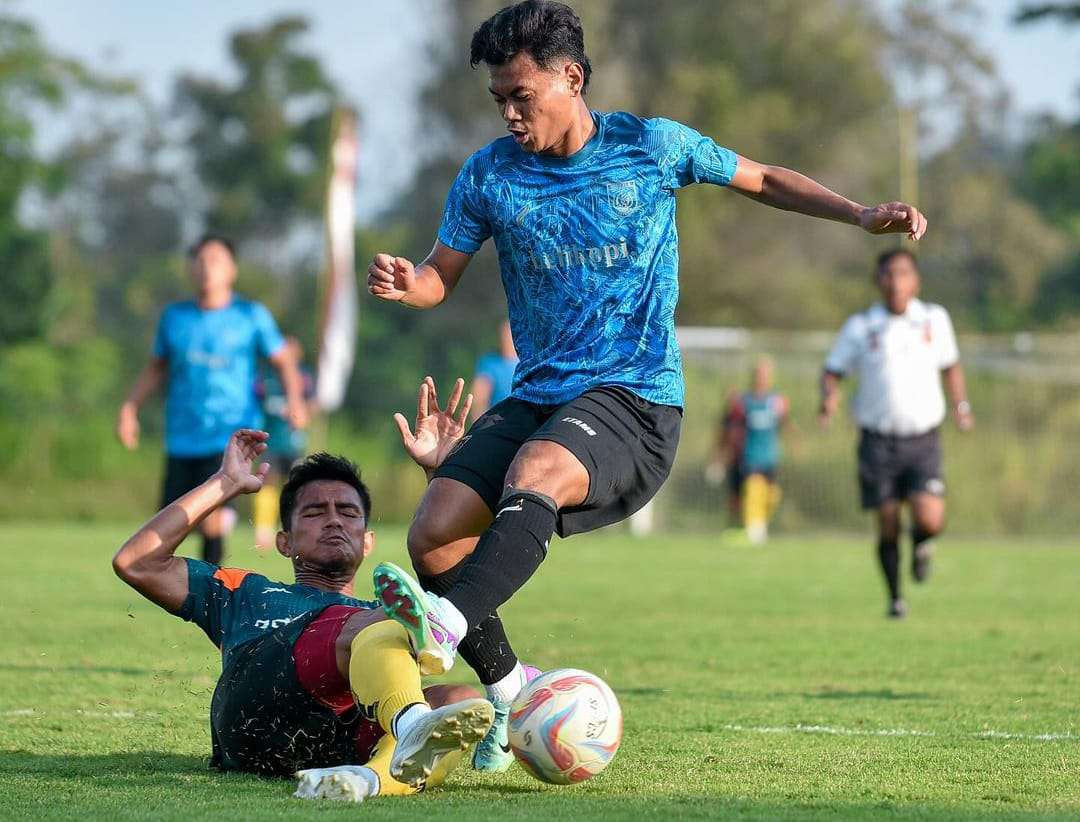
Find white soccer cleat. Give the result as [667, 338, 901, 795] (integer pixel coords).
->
[294, 765, 380, 802]
[390, 698, 494, 789]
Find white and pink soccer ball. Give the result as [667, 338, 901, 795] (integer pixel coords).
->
[507, 668, 623, 785]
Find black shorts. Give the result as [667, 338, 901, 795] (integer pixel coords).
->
[857, 428, 945, 510]
[434, 385, 682, 537]
[162, 453, 223, 508]
[210, 607, 372, 777]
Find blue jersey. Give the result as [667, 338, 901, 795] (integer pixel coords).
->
[153, 297, 285, 456]
[439, 111, 737, 407]
[739, 391, 787, 471]
[474, 352, 518, 406]
[180, 559, 377, 669]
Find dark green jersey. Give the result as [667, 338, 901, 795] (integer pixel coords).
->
[179, 559, 377, 668]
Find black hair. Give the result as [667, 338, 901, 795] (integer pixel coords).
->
[187, 233, 236, 260]
[470, 1, 592, 92]
[279, 452, 372, 530]
[876, 248, 918, 272]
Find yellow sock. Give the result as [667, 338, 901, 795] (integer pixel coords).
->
[364, 734, 416, 796]
[767, 482, 782, 519]
[253, 482, 280, 533]
[743, 474, 769, 533]
[348, 620, 426, 737]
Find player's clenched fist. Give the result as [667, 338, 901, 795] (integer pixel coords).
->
[367, 253, 417, 302]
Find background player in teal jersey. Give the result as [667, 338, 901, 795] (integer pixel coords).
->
[469, 319, 518, 423]
[365, 0, 928, 773]
[717, 357, 790, 545]
[112, 381, 495, 801]
[116, 234, 309, 565]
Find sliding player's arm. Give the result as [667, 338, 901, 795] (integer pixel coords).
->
[367, 242, 473, 309]
[727, 156, 928, 241]
[394, 376, 473, 481]
[112, 430, 269, 613]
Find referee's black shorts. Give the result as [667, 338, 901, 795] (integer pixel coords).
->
[434, 385, 682, 537]
[857, 428, 945, 510]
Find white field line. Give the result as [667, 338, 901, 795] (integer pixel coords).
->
[2, 708, 159, 719]
[720, 723, 1079, 742]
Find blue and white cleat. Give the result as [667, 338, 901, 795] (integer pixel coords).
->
[472, 664, 542, 773]
[373, 561, 460, 676]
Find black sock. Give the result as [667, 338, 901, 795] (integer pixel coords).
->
[446, 490, 557, 629]
[912, 526, 936, 550]
[878, 537, 900, 601]
[203, 535, 223, 565]
[418, 560, 519, 685]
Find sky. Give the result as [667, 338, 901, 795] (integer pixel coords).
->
[13, 0, 1079, 223]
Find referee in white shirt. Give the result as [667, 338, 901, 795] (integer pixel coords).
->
[820, 250, 974, 618]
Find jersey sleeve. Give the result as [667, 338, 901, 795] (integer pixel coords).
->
[151, 308, 170, 359]
[252, 302, 286, 358]
[932, 306, 959, 368]
[646, 118, 738, 190]
[473, 353, 498, 381]
[179, 560, 251, 647]
[437, 153, 493, 254]
[825, 315, 863, 375]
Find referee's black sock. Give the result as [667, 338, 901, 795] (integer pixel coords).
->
[446, 490, 557, 630]
[877, 537, 900, 601]
[418, 560, 519, 685]
[912, 525, 936, 549]
[202, 535, 223, 566]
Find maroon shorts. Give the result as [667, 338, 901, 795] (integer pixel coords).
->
[293, 604, 384, 761]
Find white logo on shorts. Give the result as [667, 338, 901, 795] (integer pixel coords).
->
[925, 478, 946, 496]
[561, 416, 597, 436]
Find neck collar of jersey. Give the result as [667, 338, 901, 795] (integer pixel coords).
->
[527, 110, 603, 168]
[872, 297, 926, 321]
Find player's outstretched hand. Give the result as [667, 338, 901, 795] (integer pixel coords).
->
[394, 376, 473, 472]
[218, 429, 270, 497]
[367, 253, 417, 302]
[859, 202, 928, 241]
[116, 403, 140, 450]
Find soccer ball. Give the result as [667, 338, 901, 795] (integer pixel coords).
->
[507, 668, 622, 785]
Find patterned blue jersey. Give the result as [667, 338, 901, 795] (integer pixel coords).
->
[438, 111, 737, 407]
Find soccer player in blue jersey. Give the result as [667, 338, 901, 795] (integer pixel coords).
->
[113, 382, 495, 800]
[116, 235, 309, 565]
[366, 0, 928, 772]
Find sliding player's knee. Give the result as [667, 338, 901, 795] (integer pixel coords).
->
[423, 683, 482, 709]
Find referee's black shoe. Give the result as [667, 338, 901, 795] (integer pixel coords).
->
[912, 542, 934, 583]
[887, 598, 908, 619]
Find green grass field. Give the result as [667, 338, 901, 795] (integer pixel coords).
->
[1, 522, 1077, 820]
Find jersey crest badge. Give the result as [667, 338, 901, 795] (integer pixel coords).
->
[606, 181, 639, 216]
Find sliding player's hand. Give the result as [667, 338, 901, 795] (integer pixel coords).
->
[859, 202, 927, 241]
[367, 253, 417, 302]
[218, 429, 270, 497]
[394, 377, 473, 472]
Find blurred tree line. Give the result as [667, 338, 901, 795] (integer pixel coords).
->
[0, 1, 1076, 521]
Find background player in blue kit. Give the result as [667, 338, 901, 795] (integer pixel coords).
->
[469, 319, 518, 422]
[116, 234, 309, 564]
[365, 0, 928, 773]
